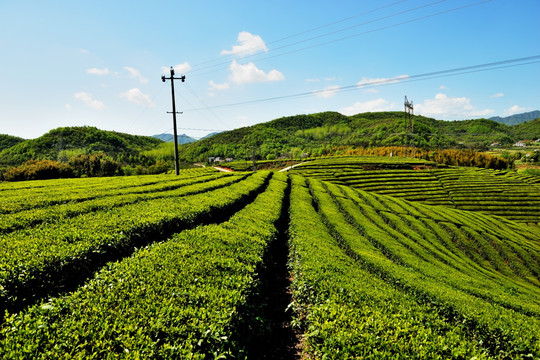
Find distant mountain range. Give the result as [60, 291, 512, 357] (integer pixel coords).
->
[490, 110, 540, 125]
[152, 133, 197, 144]
[152, 132, 222, 144]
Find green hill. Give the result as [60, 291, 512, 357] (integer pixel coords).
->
[513, 118, 540, 140]
[0, 126, 163, 166]
[0, 134, 25, 152]
[178, 111, 540, 162]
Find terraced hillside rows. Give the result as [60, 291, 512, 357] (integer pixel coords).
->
[290, 156, 540, 225]
[288, 176, 540, 358]
[1, 158, 539, 359]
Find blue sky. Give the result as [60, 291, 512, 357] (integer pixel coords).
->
[1, 0, 539, 139]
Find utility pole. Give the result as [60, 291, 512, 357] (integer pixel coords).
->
[162, 67, 186, 175]
[404, 96, 414, 157]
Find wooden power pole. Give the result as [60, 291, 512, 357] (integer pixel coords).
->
[162, 67, 185, 175]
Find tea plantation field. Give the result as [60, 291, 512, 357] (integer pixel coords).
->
[0, 159, 539, 359]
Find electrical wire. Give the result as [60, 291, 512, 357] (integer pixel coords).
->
[189, 0, 491, 78]
[125, 85, 166, 132]
[184, 83, 230, 129]
[188, 0, 412, 71]
[184, 55, 540, 111]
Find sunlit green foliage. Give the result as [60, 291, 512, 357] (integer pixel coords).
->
[289, 175, 540, 358]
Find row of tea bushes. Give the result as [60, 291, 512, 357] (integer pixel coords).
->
[0, 171, 270, 315]
[0, 173, 289, 358]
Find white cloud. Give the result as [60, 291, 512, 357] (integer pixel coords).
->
[229, 60, 284, 84]
[124, 66, 148, 84]
[490, 92, 504, 98]
[504, 105, 528, 116]
[440, 85, 447, 90]
[209, 80, 230, 91]
[415, 93, 494, 118]
[86, 67, 110, 75]
[470, 108, 496, 117]
[314, 85, 340, 99]
[341, 98, 391, 115]
[74, 92, 105, 110]
[120, 88, 155, 107]
[80, 49, 89, 54]
[363, 88, 379, 94]
[357, 74, 409, 88]
[221, 31, 268, 57]
[161, 62, 191, 75]
[306, 76, 336, 83]
[64, 104, 71, 110]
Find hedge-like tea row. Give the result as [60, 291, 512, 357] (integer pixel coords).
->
[0, 168, 217, 214]
[0, 172, 234, 234]
[0, 171, 270, 315]
[289, 175, 540, 358]
[288, 175, 489, 358]
[290, 157, 540, 224]
[0, 173, 289, 359]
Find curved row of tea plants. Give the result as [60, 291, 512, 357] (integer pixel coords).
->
[0, 171, 270, 315]
[290, 156, 540, 224]
[0, 168, 218, 214]
[0, 173, 289, 359]
[0, 172, 236, 234]
[289, 175, 540, 358]
[289, 176, 488, 358]
[431, 168, 540, 224]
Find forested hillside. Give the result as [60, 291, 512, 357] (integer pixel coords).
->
[0, 135, 24, 152]
[178, 111, 540, 162]
[0, 126, 162, 166]
[1, 112, 539, 181]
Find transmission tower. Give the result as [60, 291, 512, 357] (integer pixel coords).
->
[404, 96, 414, 157]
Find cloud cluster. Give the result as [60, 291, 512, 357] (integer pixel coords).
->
[341, 99, 391, 115]
[120, 88, 154, 107]
[208, 32, 283, 92]
[221, 31, 268, 56]
[314, 85, 341, 99]
[161, 62, 191, 75]
[415, 93, 493, 118]
[229, 60, 284, 84]
[504, 105, 528, 116]
[209, 80, 230, 91]
[86, 68, 110, 75]
[124, 66, 148, 84]
[74, 92, 105, 110]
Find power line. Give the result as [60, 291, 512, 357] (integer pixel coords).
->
[188, 0, 411, 71]
[126, 84, 166, 132]
[184, 55, 540, 112]
[188, 0, 489, 78]
[184, 83, 230, 129]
